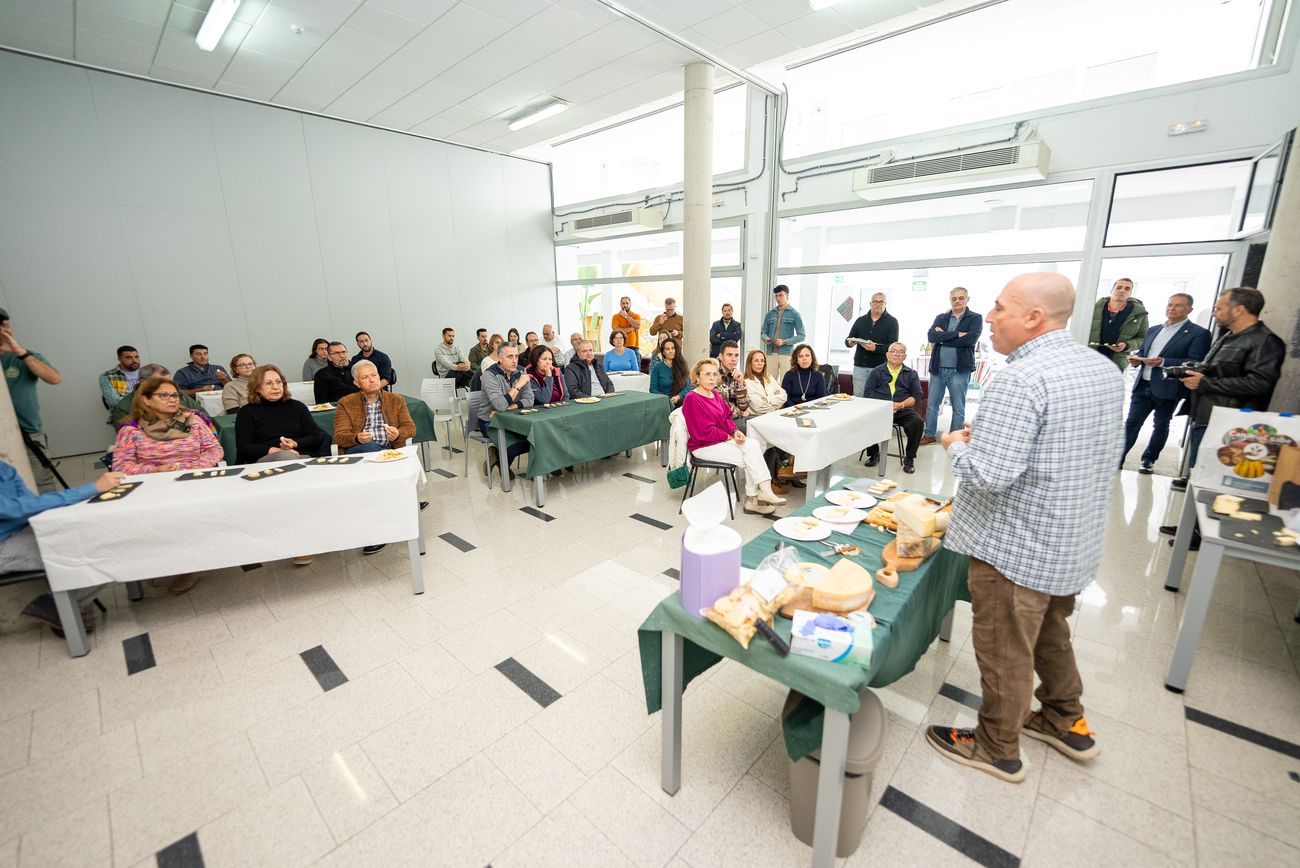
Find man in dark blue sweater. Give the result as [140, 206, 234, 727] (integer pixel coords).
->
[863, 343, 924, 473]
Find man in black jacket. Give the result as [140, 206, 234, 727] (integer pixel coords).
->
[563, 340, 615, 398]
[708, 304, 742, 358]
[921, 287, 983, 444]
[862, 343, 924, 473]
[1161, 287, 1285, 543]
[313, 341, 359, 404]
[846, 292, 899, 398]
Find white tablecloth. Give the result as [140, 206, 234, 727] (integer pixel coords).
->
[196, 389, 225, 417]
[288, 381, 315, 403]
[30, 447, 425, 592]
[609, 371, 650, 392]
[747, 397, 893, 472]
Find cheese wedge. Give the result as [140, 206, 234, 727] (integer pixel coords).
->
[810, 558, 875, 613]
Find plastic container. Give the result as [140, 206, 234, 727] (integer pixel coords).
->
[785, 689, 887, 857]
[679, 482, 742, 619]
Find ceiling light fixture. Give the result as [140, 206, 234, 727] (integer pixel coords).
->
[808, 0, 844, 10]
[508, 100, 569, 131]
[195, 0, 240, 52]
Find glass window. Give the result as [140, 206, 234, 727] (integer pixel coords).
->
[530, 86, 747, 206]
[1096, 254, 1228, 333]
[779, 181, 1092, 269]
[1239, 133, 1292, 234]
[556, 276, 742, 353]
[556, 226, 741, 282]
[784, 0, 1278, 159]
[779, 261, 1081, 384]
[1105, 161, 1251, 246]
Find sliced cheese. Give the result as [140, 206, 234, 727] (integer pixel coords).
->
[1234, 512, 1262, 522]
[1212, 494, 1244, 516]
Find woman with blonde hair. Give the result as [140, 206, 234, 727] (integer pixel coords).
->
[681, 358, 786, 516]
[742, 349, 786, 416]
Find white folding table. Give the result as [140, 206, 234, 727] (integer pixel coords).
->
[29, 446, 427, 657]
[746, 397, 893, 494]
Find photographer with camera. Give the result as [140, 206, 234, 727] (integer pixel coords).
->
[0, 308, 63, 493]
[1120, 294, 1210, 474]
[1159, 287, 1285, 545]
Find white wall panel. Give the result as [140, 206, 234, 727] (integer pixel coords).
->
[0, 52, 555, 456]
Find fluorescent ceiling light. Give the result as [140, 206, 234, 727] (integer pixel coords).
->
[809, 0, 844, 10]
[196, 0, 240, 52]
[508, 100, 569, 131]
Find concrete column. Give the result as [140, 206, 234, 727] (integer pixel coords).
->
[682, 61, 714, 363]
[1260, 132, 1300, 410]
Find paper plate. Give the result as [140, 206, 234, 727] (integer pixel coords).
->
[825, 490, 876, 509]
[367, 449, 408, 463]
[574, 396, 600, 404]
[773, 516, 832, 541]
[813, 505, 868, 524]
[308, 403, 334, 411]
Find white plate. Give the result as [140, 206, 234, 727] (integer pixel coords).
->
[367, 450, 408, 463]
[773, 516, 832, 541]
[825, 490, 877, 509]
[813, 505, 868, 524]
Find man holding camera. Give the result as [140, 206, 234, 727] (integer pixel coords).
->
[1120, 294, 1210, 474]
[0, 309, 62, 492]
[1159, 287, 1284, 544]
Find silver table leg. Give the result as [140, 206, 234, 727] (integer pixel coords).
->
[1165, 541, 1223, 692]
[497, 427, 512, 492]
[812, 707, 851, 868]
[52, 590, 90, 657]
[660, 632, 683, 796]
[660, 440, 668, 468]
[407, 537, 425, 594]
[876, 439, 889, 477]
[535, 474, 546, 508]
[810, 467, 830, 498]
[126, 581, 144, 602]
[1164, 492, 1197, 591]
[938, 608, 954, 643]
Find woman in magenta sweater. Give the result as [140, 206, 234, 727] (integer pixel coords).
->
[681, 358, 786, 516]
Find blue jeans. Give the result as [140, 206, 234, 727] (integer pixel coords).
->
[924, 368, 970, 436]
[1122, 378, 1178, 465]
[1187, 424, 1206, 470]
[345, 441, 387, 454]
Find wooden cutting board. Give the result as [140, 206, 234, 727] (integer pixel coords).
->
[876, 537, 939, 588]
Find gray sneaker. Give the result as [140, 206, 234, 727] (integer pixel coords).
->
[1022, 711, 1100, 761]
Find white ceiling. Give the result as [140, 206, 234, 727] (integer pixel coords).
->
[0, 0, 983, 154]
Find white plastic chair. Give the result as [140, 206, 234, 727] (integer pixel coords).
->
[464, 391, 496, 488]
[420, 377, 462, 458]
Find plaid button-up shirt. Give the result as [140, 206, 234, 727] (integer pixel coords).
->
[362, 395, 388, 446]
[944, 329, 1124, 596]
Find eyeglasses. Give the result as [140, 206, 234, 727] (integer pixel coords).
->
[235, 362, 255, 369]
[154, 392, 180, 400]
[263, 379, 284, 386]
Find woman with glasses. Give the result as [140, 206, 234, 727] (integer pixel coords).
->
[112, 376, 223, 592]
[302, 338, 329, 382]
[222, 353, 257, 413]
[234, 364, 329, 465]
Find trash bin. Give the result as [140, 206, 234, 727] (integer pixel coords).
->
[785, 689, 887, 857]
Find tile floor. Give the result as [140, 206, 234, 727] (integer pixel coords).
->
[0, 422, 1297, 868]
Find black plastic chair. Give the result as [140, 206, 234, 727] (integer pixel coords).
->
[859, 424, 907, 463]
[679, 452, 740, 519]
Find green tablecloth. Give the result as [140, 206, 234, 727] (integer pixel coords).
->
[638, 478, 970, 759]
[488, 391, 670, 478]
[212, 394, 438, 464]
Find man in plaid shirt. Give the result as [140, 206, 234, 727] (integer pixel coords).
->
[927, 272, 1124, 783]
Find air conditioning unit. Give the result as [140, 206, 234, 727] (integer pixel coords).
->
[851, 141, 1051, 202]
[569, 208, 664, 238]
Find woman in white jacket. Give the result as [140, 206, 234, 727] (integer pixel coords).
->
[743, 350, 786, 416]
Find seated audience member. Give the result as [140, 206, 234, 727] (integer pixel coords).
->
[98, 345, 141, 409]
[478, 344, 534, 475]
[467, 329, 492, 370]
[113, 376, 223, 593]
[313, 341, 358, 404]
[862, 342, 924, 474]
[524, 331, 539, 354]
[743, 350, 786, 416]
[333, 361, 415, 455]
[507, 327, 521, 348]
[479, 334, 505, 371]
[540, 325, 564, 362]
[235, 364, 329, 464]
[302, 338, 329, 382]
[781, 344, 829, 406]
[563, 340, 615, 398]
[715, 341, 751, 421]
[650, 337, 689, 408]
[562, 332, 582, 367]
[434, 327, 473, 390]
[527, 346, 567, 405]
[222, 354, 256, 413]
[682, 358, 786, 516]
[603, 330, 641, 372]
[109, 364, 203, 426]
[173, 344, 230, 397]
[352, 331, 394, 387]
[2, 457, 124, 632]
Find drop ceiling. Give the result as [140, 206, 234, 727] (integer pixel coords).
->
[0, 0, 987, 154]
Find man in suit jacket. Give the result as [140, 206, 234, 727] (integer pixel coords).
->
[563, 340, 615, 398]
[1120, 293, 1211, 473]
[921, 287, 983, 443]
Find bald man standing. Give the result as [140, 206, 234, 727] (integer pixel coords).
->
[927, 273, 1123, 784]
